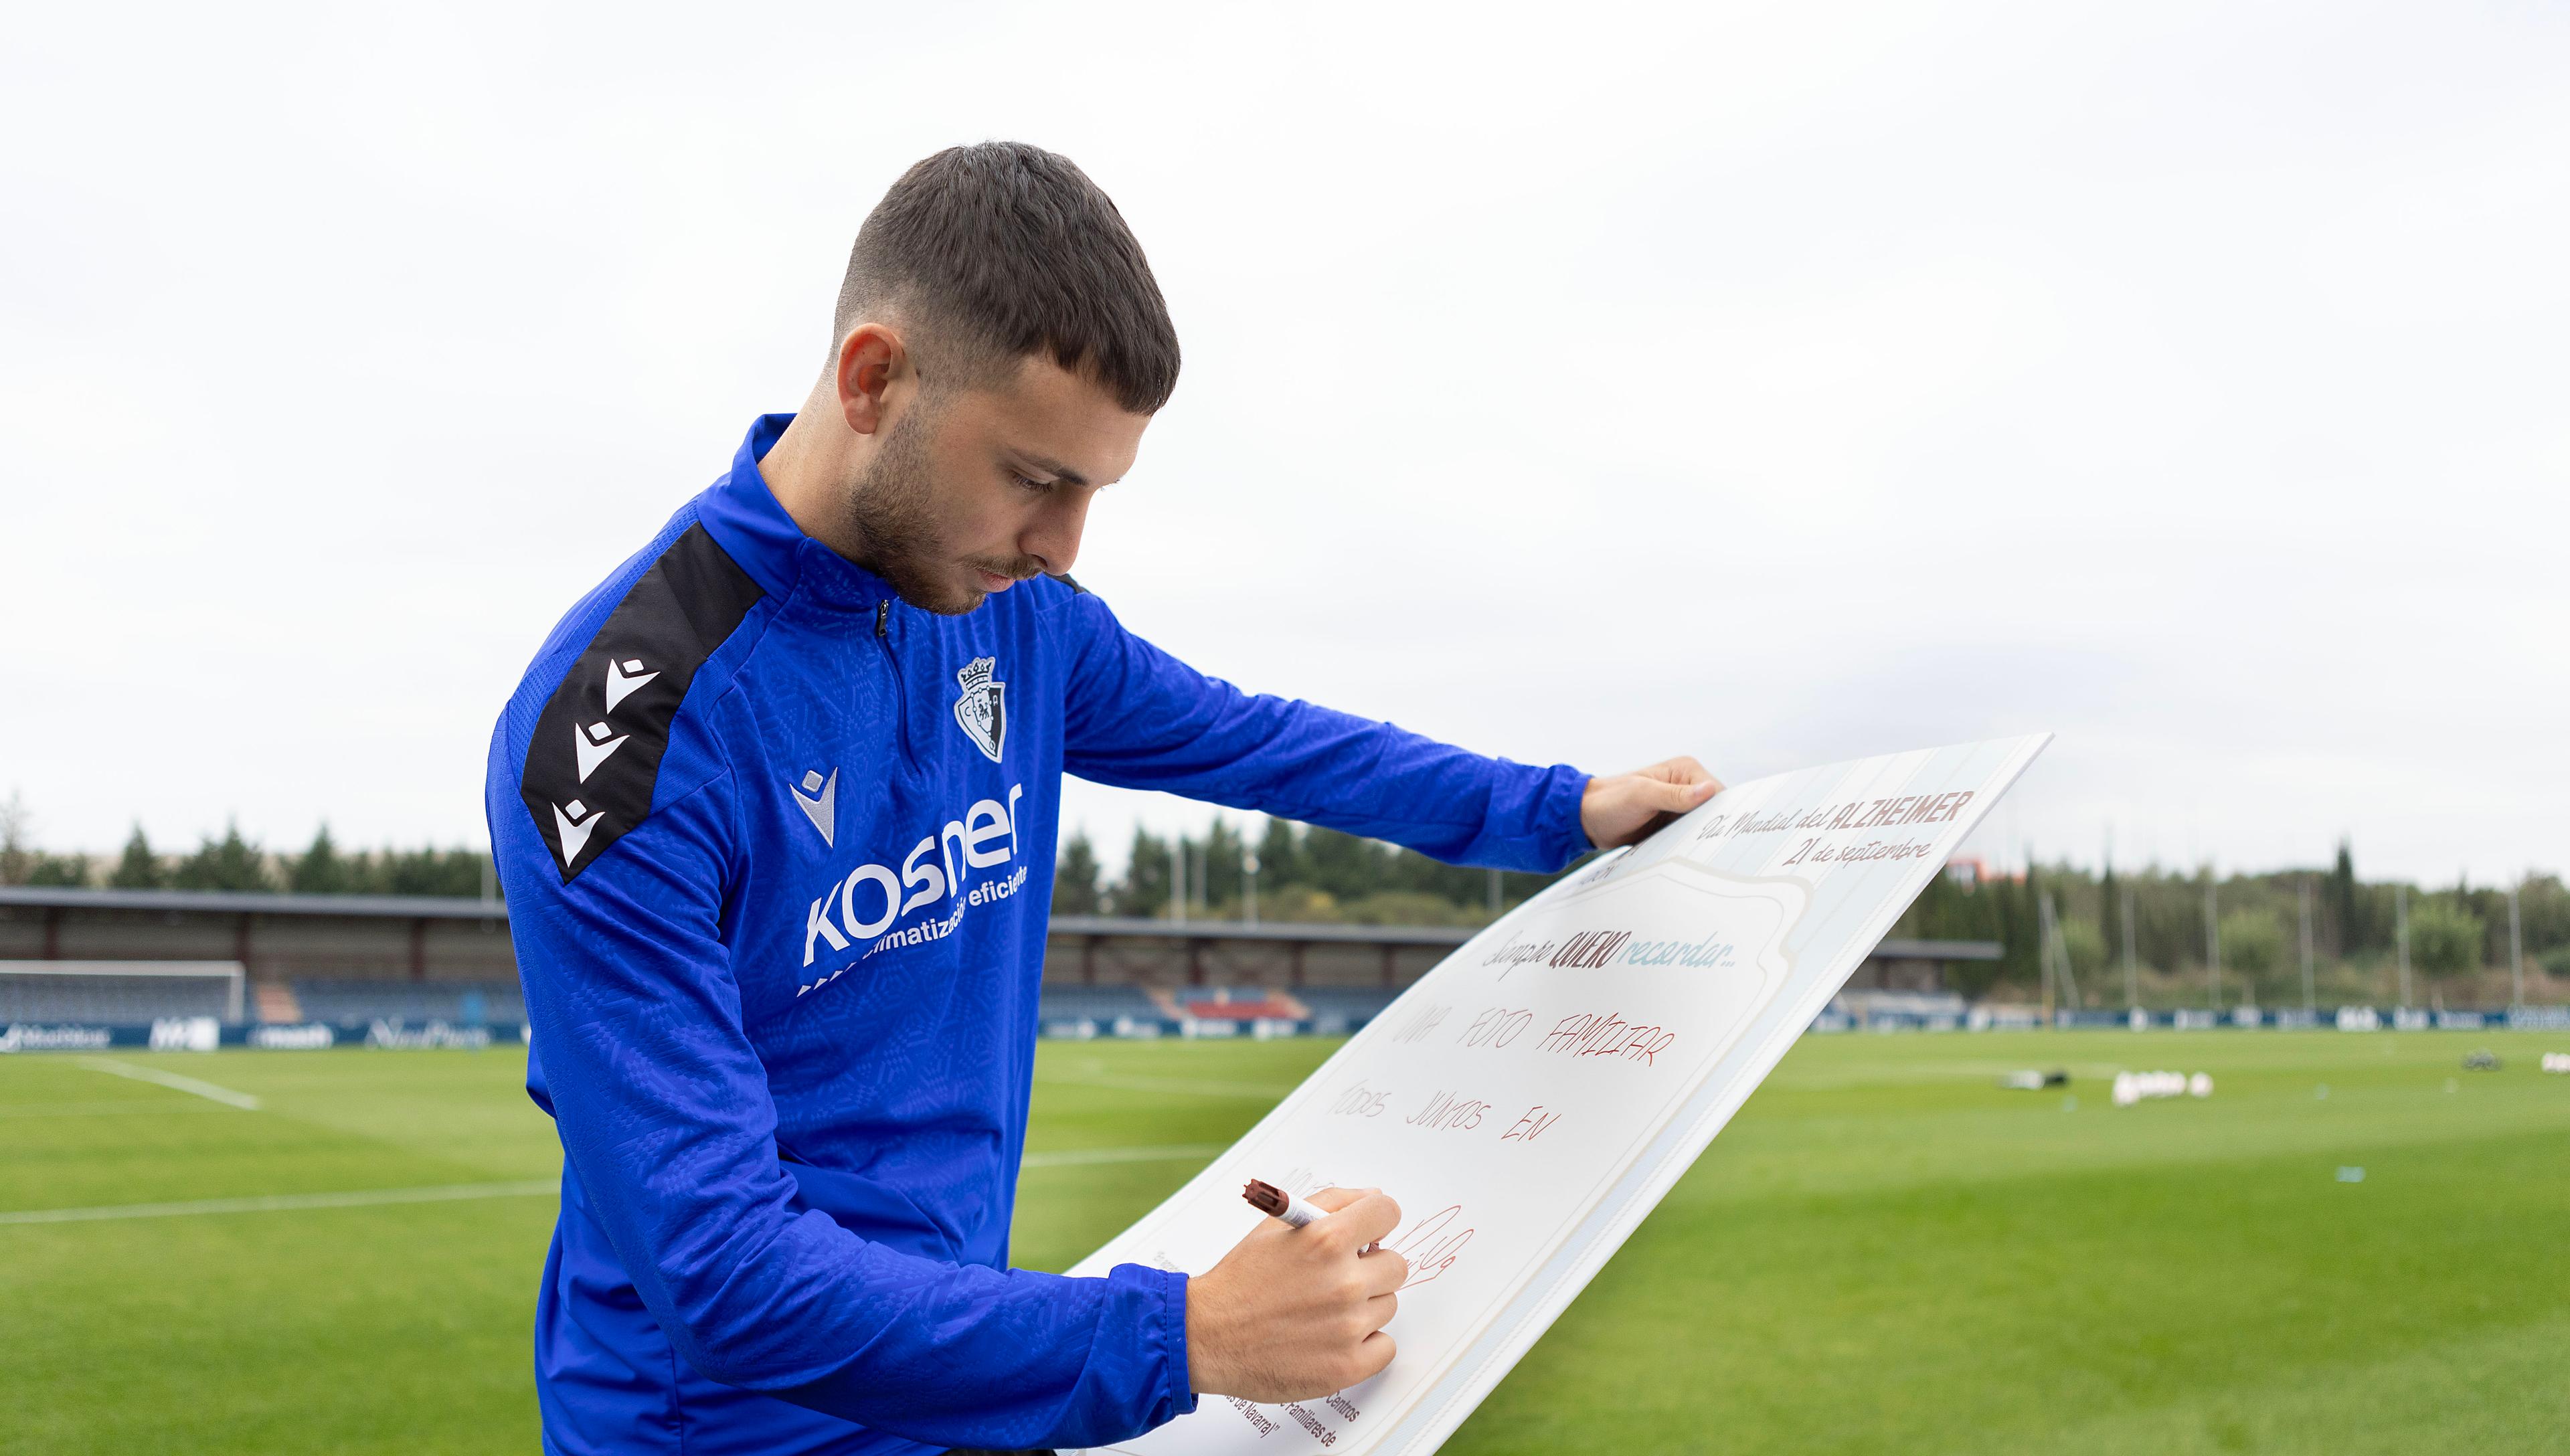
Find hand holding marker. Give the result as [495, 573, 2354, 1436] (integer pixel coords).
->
[1241, 1179, 1324, 1226]
[1246, 1179, 1380, 1251]
[1188, 1182, 1408, 1400]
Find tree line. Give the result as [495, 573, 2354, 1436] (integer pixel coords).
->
[0, 801, 492, 899]
[1050, 818, 1564, 927]
[1895, 838, 2569, 1002]
[0, 798, 1557, 918]
[9, 792, 2564, 1002]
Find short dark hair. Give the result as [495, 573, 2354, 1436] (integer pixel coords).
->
[835, 142, 1180, 414]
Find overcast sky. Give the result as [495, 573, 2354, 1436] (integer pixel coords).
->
[3, 1, 2562, 886]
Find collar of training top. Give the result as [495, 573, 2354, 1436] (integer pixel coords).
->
[697, 412, 900, 613]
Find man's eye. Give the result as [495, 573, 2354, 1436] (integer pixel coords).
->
[1009, 471, 1051, 494]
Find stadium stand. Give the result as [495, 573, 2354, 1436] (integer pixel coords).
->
[1286, 986, 1401, 1027]
[1034, 986, 1163, 1025]
[1165, 988, 1310, 1022]
[255, 983, 305, 1023]
[290, 979, 525, 1026]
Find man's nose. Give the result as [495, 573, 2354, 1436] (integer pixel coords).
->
[1023, 490, 1092, 577]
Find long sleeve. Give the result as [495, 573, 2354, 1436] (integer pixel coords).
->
[1059, 589, 1593, 873]
[497, 768, 1193, 1451]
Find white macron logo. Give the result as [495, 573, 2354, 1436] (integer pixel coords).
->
[791, 769, 837, 847]
[952, 656, 1006, 763]
[553, 800, 603, 867]
[604, 657, 659, 711]
[574, 721, 628, 782]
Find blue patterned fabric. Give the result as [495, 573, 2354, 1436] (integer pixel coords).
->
[486, 414, 1593, 1455]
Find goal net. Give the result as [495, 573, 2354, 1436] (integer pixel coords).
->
[0, 961, 245, 1024]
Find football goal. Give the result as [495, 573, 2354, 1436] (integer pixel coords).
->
[0, 961, 246, 1024]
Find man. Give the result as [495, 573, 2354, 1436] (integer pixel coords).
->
[487, 141, 1717, 1456]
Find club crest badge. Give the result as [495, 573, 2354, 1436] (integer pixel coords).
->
[952, 656, 1007, 763]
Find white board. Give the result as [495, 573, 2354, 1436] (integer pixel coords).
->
[1065, 734, 2049, 1455]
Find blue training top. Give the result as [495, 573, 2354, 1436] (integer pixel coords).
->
[485, 414, 1594, 1455]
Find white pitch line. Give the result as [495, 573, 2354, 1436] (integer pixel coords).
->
[75, 1057, 262, 1110]
[0, 1180, 559, 1227]
[1021, 1143, 1226, 1170]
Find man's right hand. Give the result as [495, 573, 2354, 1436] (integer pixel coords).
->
[1184, 1187, 1409, 1401]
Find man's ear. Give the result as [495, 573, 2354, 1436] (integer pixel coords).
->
[835, 323, 908, 437]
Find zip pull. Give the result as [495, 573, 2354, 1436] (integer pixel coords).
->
[875, 600, 888, 638]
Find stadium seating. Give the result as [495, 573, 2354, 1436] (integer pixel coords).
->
[1171, 990, 1308, 1022]
[1286, 987, 1401, 1026]
[1030, 984, 1407, 1034]
[1034, 986, 1163, 1024]
[254, 983, 305, 1023]
[290, 980, 526, 1026]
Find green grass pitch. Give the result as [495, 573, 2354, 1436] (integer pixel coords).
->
[4, 1031, 2565, 1453]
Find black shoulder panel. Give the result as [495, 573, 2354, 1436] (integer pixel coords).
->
[520, 523, 765, 882]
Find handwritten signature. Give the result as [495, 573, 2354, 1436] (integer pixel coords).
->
[1389, 1204, 1474, 1289]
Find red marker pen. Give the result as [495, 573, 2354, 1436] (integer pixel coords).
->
[1241, 1178, 1327, 1228]
[1245, 1178, 1381, 1252]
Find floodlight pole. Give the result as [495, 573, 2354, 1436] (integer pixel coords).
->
[1171, 836, 1186, 925]
[2039, 892, 2056, 1025]
[2123, 884, 2139, 1010]
[2395, 883, 2412, 1008]
[2205, 875, 2221, 1010]
[2509, 879, 2525, 1012]
[2047, 891, 2080, 1012]
[1244, 848, 1260, 925]
[2299, 877, 2316, 1013]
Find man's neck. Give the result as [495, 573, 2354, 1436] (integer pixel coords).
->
[756, 392, 864, 559]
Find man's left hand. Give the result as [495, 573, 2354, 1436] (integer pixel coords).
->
[1579, 757, 1723, 849]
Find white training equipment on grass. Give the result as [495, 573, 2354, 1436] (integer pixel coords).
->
[2541, 1052, 2570, 1075]
[2111, 1070, 2209, 1107]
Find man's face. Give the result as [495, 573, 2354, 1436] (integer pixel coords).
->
[843, 355, 1150, 616]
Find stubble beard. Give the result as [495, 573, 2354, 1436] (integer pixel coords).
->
[841, 403, 982, 617]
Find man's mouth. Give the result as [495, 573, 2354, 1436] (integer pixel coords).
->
[968, 559, 1044, 593]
